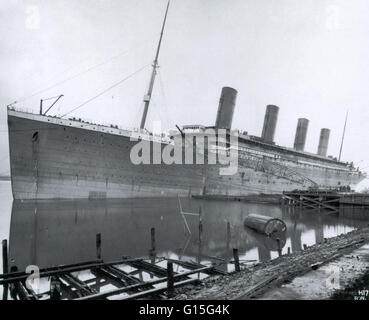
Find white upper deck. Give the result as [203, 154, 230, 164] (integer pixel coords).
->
[7, 107, 172, 144]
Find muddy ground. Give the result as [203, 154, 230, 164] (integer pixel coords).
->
[173, 225, 369, 300]
[258, 244, 369, 299]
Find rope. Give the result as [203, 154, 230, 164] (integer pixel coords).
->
[61, 64, 150, 118]
[11, 36, 158, 106]
[158, 69, 171, 128]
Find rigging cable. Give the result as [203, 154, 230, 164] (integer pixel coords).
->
[158, 69, 171, 129]
[10, 36, 158, 106]
[60, 63, 150, 118]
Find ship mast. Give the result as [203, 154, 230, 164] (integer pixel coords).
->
[140, 0, 170, 130]
[338, 110, 348, 161]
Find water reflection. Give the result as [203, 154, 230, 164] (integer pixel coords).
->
[7, 198, 369, 272]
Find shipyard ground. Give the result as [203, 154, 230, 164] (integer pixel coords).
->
[173, 225, 369, 300]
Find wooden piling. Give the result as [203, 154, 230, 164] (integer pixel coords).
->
[149, 227, 156, 268]
[233, 248, 240, 272]
[198, 207, 203, 244]
[198, 220, 203, 241]
[226, 222, 231, 250]
[50, 276, 61, 300]
[150, 227, 156, 253]
[2, 240, 9, 300]
[276, 238, 282, 257]
[1, 254, 223, 300]
[96, 233, 101, 260]
[9, 266, 18, 300]
[167, 261, 174, 298]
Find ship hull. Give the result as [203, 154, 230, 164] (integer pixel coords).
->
[7, 110, 365, 200]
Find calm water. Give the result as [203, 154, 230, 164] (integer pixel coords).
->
[1, 180, 369, 276]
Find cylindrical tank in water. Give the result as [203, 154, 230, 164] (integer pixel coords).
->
[244, 213, 287, 236]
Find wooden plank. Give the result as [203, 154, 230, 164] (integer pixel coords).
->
[75, 266, 212, 300]
[91, 268, 129, 289]
[15, 281, 36, 300]
[59, 274, 97, 297]
[98, 267, 153, 291]
[105, 266, 142, 285]
[54, 274, 108, 300]
[24, 282, 39, 300]
[322, 198, 341, 204]
[170, 259, 221, 275]
[301, 196, 339, 212]
[235, 275, 278, 300]
[284, 191, 341, 212]
[337, 239, 365, 251]
[0, 258, 145, 285]
[0, 259, 101, 280]
[57, 277, 81, 300]
[120, 278, 199, 301]
[124, 260, 168, 277]
[97, 266, 165, 299]
[289, 195, 339, 212]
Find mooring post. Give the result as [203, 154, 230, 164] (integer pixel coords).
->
[2, 239, 9, 300]
[150, 227, 156, 253]
[96, 233, 102, 260]
[276, 238, 282, 257]
[149, 228, 156, 276]
[226, 222, 231, 250]
[167, 261, 174, 298]
[9, 266, 18, 300]
[50, 276, 61, 300]
[198, 207, 203, 244]
[233, 248, 240, 272]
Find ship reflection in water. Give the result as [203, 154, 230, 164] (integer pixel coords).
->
[8, 198, 369, 272]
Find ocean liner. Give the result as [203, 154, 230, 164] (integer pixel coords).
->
[7, 2, 365, 200]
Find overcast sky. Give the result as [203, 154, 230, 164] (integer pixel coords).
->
[1, 0, 369, 187]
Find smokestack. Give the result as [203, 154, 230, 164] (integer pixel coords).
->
[261, 105, 279, 144]
[215, 87, 238, 130]
[317, 128, 330, 157]
[293, 118, 309, 151]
